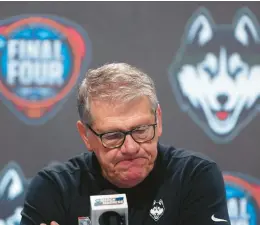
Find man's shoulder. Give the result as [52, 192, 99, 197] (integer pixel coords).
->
[42, 152, 90, 174]
[33, 152, 93, 187]
[159, 142, 215, 163]
[158, 143, 217, 177]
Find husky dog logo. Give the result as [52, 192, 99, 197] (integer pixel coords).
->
[168, 7, 260, 142]
[0, 14, 92, 125]
[149, 199, 165, 221]
[224, 172, 260, 225]
[0, 162, 30, 225]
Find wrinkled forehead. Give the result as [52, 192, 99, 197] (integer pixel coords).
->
[89, 96, 155, 130]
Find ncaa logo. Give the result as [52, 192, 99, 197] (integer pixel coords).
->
[224, 173, 260, 225]
[0, 14, 92, 125]
[168, 7, 260, 143]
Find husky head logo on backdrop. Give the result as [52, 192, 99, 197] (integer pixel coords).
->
[0, 14, 92, 125]
[168, 7, 260, 143]
[0, 162, 30, 225]
[224, 172, 260, 225]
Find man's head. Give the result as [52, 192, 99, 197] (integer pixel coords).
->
[76, 62, 162, 188]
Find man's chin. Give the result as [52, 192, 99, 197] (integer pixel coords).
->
[115, 169, 149, 188]
[105, 162, 155, 188]
[116, 176, 145, 188]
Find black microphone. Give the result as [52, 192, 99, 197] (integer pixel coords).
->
[99, 211, 125, 225]
[99, 189, 119, 195]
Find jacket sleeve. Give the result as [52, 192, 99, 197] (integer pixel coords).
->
[20, 170, 66, 225]
[179, 162, 231, 225]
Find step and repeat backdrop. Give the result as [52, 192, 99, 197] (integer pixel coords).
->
[0, 2, 260, 225]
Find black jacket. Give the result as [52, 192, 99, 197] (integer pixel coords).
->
[20, 143, 230, 225]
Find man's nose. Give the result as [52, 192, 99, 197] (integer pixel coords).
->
[120, 134, 139, 155]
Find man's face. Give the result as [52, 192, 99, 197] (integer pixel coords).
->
[77, 96, 162, 188]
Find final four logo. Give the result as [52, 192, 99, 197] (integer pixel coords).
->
[224, 173, 260, 225]
[0, 14, 92, 125]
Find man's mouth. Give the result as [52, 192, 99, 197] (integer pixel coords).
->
[117, 158, 146, 167]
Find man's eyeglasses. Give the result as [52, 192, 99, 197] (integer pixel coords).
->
[85, 123, 157, 149]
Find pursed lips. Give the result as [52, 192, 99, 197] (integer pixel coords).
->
[116, 157, 147, 166]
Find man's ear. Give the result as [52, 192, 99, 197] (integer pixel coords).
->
[156, 104, 163, 137]
[76, 120, 93, 151]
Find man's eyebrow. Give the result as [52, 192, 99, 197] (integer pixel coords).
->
[94, 126, 123, 133]
[97, 120, 153, 133]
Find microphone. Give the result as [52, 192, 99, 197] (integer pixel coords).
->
[99, 211, 123, 225]
[90, 190, 128, 225]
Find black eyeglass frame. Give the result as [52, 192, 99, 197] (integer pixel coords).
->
[85, 113, 158, 149]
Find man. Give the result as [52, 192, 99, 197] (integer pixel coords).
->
[20, 63, 230, 225]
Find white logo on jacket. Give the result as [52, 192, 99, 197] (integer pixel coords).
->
[149, 199, 165, 221]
